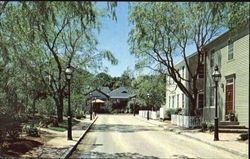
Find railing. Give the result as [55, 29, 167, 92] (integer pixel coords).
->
[171, 114, 200, 128]
[138, 110, 160, 120]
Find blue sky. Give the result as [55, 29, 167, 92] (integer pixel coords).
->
[95, 2, 199, 78]
[96, 2, 136, 77]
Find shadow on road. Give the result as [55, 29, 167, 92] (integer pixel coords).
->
[89, 124, 159, 133]
[71, 151, 159, 159]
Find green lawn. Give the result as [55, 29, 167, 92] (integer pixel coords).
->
[23, 117, 80, 132]
[47, 119, 80, 132]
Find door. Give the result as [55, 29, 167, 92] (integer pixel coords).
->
[225, 84, 233, 115]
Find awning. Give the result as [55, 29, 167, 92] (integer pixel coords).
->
[91, 99, 105, 103]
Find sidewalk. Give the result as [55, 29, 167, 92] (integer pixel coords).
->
[21, 116, 97, 158]
[136, 116, 248, 158]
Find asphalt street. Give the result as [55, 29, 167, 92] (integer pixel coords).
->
[70, 114, 245, 159]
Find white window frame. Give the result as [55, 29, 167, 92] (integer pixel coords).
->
[228, 39, 234, 61]
[182, 93, 185, 108]
[197, 93, 204, 108]
[177, 94, 179, 108]
[209, 86, 215, 107]
[172, 96, 175, 108]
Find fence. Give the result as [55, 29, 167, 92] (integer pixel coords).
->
[171, 114, 200, 128]
[138, 110, 160, 120]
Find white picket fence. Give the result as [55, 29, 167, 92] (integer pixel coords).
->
[171, 114, 200, 128]
[138, 110, 160, 120]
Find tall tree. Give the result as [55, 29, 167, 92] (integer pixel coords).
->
[128, 2, 249, 116]
[0, 2, 118, 122]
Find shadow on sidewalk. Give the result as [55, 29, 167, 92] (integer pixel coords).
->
[71, 151, 159, 159]
[88, 123, 160, 133]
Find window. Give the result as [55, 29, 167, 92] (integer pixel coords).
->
[182, 66, 185, 78]
[177, 94, 179, 107]
[172, 96, 175, 108]
[198, 93, 204, 108]
[209, 87, 215, 106]
[182, 94, 185, 108]
[169, 96, 171, 108]
[210, 49, 215, 68]
[228, 40, 234, 60]
[198, 64, 204, 78]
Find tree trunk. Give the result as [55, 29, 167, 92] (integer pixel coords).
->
[189, 78, 198, 116]
[55, 95, 64, 123]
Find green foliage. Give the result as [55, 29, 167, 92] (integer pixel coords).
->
[165, 108, 180, 119]
[47, 119, 80, 132]
[131, 74, 165, 110]
[207, 122, 214, 132]
[128, 2, 249, 116]
[0, 111, 22, 140]
[0, 2, 117, 122]
[24, 125, 40, 137]
[200, 122, 207, 132]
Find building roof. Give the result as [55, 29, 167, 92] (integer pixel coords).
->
[100, 87, 111, 94]
[109, 86, 132, 99]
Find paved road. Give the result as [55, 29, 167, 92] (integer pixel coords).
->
[70, 115, 245, 159]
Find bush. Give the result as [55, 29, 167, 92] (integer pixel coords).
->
[239, 133, 248, 141]
[175, 108, 182, 114]
[76, 113, 82, 119]
[165, 108, 181, 119]
[200, 122, 207, 132]
[207, 122, 214, 132]
[24, 125, 40, 137]
[0, 112, 22, 140]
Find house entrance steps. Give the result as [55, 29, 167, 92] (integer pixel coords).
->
[219, 121, 248, 133]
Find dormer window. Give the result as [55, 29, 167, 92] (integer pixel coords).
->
[121, 91, 127, 93]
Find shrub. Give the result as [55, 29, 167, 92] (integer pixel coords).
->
[200, 122, 207, 132]
[175, 108, 182, 114]
[165, 108, 177, 119]
[0, 112, 22, 140]
[239, 133, 248, 141]
[24, 125, 40, 137]
[207, 122, 214, 132]
[76, 113, 82, 119]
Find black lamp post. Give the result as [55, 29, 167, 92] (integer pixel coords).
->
[65, 66, 73, 140]
[94, 97, 97, 119]
[90, 92, 92, 120]
[147, 93, 150, 120]
[212, 65, 221, 141]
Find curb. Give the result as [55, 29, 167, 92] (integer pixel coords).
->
[60, 116, 98, 159]
[135, 116, 248, 158]
[180, 133, 248, 158]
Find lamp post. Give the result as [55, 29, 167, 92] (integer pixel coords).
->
[94, 97, 97, 119]
[90, 92, 92, 120]
[147, 93, 150, 120]
[65, 66, 73, 140]
[212, 65, 221, 141]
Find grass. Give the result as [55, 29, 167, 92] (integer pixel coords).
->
[47, 119, 80, 132]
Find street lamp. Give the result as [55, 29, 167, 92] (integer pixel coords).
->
[147, 93, 150, 120]
[90, 92, 92, 120]
[212, 65, 221, 141]
[94, 97, 97, 119]
[65, 66, 73, 140]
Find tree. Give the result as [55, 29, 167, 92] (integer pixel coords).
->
[128, 2, 249, 115]
[130, 75, 165, 110]
[0, 2, 118, 122]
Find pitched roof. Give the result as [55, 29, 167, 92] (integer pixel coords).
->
[109, 86, 132, 99]
[100, 87, 111, 94]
